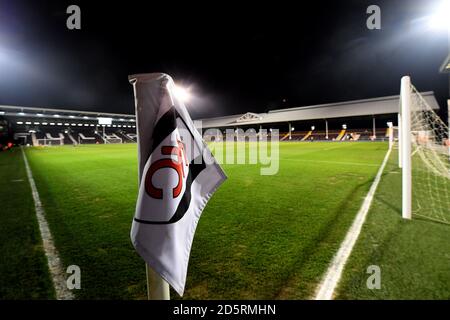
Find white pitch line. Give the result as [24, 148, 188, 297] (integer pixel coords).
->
[21, 147, 74, 300]
[314, 146, 392, 300]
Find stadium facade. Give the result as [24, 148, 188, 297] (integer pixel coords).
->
[0, 92, 441, 147]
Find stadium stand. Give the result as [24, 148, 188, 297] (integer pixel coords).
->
[301, 131, 312, 141]
[335, 129, 346, 141]
[0, 91, 441, 146]
[78, 133, 97, 144]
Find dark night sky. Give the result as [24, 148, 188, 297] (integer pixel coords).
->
[0, 0, 448, 119]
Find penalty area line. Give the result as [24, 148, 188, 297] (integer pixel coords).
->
[314, 146, 392, 300]
[21, 147, 74, 300]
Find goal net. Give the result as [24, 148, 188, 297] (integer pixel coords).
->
[36, 138, 62, 146]
[399, 76, 450, 224]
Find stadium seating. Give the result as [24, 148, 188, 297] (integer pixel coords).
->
[301, 131, 312, 141]
[335, 129, 346, 141]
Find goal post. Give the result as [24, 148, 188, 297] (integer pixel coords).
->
[398, 75, 450, 224]
[400, 76, 412, 219]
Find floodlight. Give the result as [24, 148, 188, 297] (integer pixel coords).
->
[173, 85, 191, 103]
[428, 0, 450, 30]
[342, 124, 347, 129]
[311, 126, 315, 130]
[291, 127, 295, 131]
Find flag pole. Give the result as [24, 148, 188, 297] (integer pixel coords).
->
[146, 264, 170, 300]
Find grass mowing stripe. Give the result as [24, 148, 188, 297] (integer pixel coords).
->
[314, 146, 392, 300]
[21, 147, 74, 300]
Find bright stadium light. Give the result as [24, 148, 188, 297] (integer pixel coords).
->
[291, 127, 295, 131]
[311, 126, 315, 130]
[173, 85, 191, 103]
[37, 113, 43, 117]
[428, 0, 450, 30]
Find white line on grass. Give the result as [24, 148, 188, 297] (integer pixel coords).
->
[21, 147, 74, 300]
[314, 146, 392, 300]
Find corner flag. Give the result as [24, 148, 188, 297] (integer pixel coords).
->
[128, 73, 226, 296]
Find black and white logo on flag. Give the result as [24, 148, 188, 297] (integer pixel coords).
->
[135, 107, 206, 224]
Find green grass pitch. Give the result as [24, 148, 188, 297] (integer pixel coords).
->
[0, 142, 448, 299]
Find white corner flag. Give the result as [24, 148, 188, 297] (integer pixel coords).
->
[128, 73, 226, 296]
